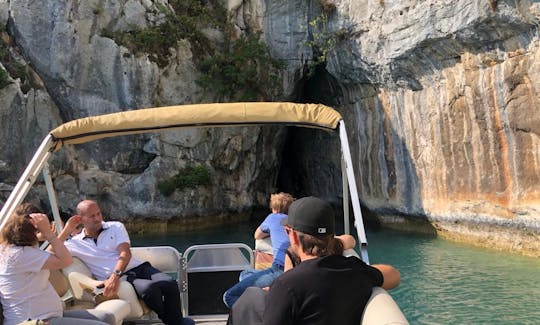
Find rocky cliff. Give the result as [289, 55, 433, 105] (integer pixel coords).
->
[281, 0, 540, 256]
[0, 0, 538, 256]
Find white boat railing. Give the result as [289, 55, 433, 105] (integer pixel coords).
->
[339, 121, 369, 263]
[0, 135, 54, 228]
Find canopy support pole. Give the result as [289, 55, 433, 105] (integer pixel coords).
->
[0, 135, 55, 228]
[338, 121, 369, 263]
[341, 157, 350, 235]
[43, 162, 63, 233]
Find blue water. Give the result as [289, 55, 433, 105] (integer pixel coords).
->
[131, 221, 540, 325]
[366, 229, 540, 325]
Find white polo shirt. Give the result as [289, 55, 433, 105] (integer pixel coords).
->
[65, 221, 143, 280]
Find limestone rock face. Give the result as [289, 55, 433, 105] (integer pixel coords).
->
[322, 1, 540, 220]
[0, 0, 285, 218]
[0, 0, 539, 254]
[269, 0, 540, 254]
[0, 85, 62, 183]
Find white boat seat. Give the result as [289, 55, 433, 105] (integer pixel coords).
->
[254, 238, 273, 255]
[49, 268, 131, 325]
[49, 268, 71, 299]
[131, 246, 183, 320]
[361, 287, 409, 325]
[253, 238, 274, 270]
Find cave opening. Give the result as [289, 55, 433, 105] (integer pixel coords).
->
[276, 64, 344, 204]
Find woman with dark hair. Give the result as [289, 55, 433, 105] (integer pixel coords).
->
[0, 203, 113, 325]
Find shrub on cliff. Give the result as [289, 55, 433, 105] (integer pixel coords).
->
[158, 165, 210, 197]
[0, 68, 10, 89]
[197, 34, 284, 101]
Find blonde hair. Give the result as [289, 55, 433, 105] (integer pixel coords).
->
[269, 192, 295, 213]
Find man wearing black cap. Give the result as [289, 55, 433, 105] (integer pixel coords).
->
[227, 196, 400, 325]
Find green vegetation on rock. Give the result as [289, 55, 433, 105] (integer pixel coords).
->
[0, 42, 30, 91]
[197, 33, 284, 101]
[102, 0, 225, 67]
[305, 1, 352, 76]
[158, 165, 210, 196]
[101, 0, 283, 101]
[0, 68, 9, 89]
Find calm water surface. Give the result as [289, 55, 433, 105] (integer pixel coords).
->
[131, 220, 540, 325]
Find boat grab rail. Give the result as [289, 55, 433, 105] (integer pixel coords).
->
[183, 243, 254, 269]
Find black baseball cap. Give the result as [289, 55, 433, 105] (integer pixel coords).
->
[281, 196, 335, 236]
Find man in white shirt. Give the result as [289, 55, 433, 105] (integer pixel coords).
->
[61, 200, 194, 325]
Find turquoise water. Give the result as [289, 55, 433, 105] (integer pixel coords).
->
[366, 229, 540, 325]
[131, 221, 540, 325]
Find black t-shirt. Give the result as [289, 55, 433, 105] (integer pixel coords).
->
[263, 254, 384, 325]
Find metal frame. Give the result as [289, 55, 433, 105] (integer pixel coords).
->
[43, 162, 64, 233]
[0, 135, 55, 228]
[339, 121, 369, 263]
[181, 243, 254, 318]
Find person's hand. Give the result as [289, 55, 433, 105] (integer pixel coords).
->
[29, 213, 55, 240]
[36, 221, 56, 241]
[102, 274, 120, 297]
[65, 215, 83, 234]
[262, 286, 270, 291]
[50, 221, 57, 233]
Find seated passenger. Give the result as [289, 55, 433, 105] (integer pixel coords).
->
[223, 192, 295, 308]
[227, 197, 401, 325]
[0, 203, 113, 325]
[60, 200, 194, 325]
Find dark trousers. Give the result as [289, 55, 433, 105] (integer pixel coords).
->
[226, 287, 267, 325]
[125, 262, 183, 325]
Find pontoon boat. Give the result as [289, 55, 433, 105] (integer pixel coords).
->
[0, 102, 408, 325]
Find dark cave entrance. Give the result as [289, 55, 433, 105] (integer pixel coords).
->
[276, 64, 344, 204]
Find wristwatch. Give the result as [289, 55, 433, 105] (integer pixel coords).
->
[112, 269, 123, 277]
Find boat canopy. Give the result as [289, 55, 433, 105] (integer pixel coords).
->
[50, 102, 342, 150]
[1, 101, 369, 263]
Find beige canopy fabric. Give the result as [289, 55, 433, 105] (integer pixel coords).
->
[50, 102, 342, 150]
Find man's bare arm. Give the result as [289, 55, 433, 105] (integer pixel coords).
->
[102, 242, 132, 297]
[335, 234, 356, 250]
[372, 264, 400, 290]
